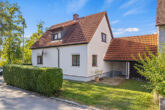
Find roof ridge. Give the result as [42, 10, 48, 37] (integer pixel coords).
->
[115, 34, 158, 39]
[79, 11, 106, 19]
[49, 11, 106, 29]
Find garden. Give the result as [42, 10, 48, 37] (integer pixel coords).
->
[60, 79, 158, 110]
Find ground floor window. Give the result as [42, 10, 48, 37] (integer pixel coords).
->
[37, 56, 43, 64]
[92, 55, 97, 67]
[72, 55, 80, 66]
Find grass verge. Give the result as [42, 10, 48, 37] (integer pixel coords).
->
[59, 79, 158, 110]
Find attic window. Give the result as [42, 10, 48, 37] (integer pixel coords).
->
[51, 32, 61, 40]
[101, 33, 106, 42]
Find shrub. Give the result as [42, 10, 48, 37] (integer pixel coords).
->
[3, 64, 63, 96]
[134, 49, 165, 97]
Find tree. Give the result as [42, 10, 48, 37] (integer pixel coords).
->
[24, 22, 44, 64]
[0, 1, 6, 37]
[134, 49, 165, 97]
[0, 0, 25, 65]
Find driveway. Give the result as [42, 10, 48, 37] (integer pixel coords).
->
[0, 76, 89, 110]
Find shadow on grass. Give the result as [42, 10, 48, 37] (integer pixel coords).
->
[90, 79, 152, 93]
[59, 80, 157, 110]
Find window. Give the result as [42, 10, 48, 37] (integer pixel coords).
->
[72, 55, 80, 66]
[37, 56, 43, 64]
[92, 55, 97, 67]
[51, 32, 61, 40]
[101, 33, 106, 42]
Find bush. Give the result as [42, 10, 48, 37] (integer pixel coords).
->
[134, 49, 165, 97]
[3, 64, 63, 96]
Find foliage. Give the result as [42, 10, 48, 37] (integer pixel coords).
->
[60, 80, 158, 110]
[0, 0, 25, 64]
[134, 49, 165, 97]
[24, 22, 44, 64]
[3, 64, 63, 96]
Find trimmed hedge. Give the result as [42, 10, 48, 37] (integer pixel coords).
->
[3, 64, 63, 96]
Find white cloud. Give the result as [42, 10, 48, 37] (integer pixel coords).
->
[111, 20, 120, 24]
[113, 28, 139, 35]
[120, 0, 137, 9]
[66, 0, 88, 13]
[123, 9, 137, 16]
[126, 28, 139, 32]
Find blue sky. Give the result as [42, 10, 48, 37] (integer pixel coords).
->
[10, 0, 157, 38]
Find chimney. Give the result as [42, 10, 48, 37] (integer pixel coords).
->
[73, 14, 79, 20]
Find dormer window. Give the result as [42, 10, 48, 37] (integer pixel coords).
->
[51, 32, 61, 40]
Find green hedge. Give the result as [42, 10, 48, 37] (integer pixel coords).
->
[3, 64, 63, 96]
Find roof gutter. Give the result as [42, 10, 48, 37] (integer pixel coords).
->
[31, 42, 88, 50]
[156, 24, 165, 26]
[104, 60, 136, 62]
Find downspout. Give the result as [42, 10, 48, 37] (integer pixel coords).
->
[126, 62, 130, 79]
[56, 47, 60, 68]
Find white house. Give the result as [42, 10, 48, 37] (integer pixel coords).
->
[31, 12, 157, 82]
[156, 0, 165, 50]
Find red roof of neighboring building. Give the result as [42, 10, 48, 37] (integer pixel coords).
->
[104, 34, 158, 61]
[31, 12, 113, 49]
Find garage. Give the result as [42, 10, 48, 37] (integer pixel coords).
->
[129, 61, 146, 80]
[104, 34, 157, 80]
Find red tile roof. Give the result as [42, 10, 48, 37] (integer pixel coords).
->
[31, 12, 113, 49]
[104, 34, 158, 61]
[156, 0, 165, 26]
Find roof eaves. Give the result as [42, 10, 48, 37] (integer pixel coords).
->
[31, 41, 88, 49]
[105, 12, 114, 39]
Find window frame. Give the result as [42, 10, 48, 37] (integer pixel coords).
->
[92, 55, 97, 67]
[51, 32, 62, 40]
[72, 55, 80, 66]
[101, 33, 107, 42]
[37, 56, 43, 64]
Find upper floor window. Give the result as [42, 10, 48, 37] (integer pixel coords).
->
[72, 55, 80, 66]
[101, 33, 106, 42]
[51, 32, 61, 40]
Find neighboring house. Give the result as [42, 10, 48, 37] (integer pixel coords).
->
[156, 0, 165, 49]
[31, 12, 157, 82]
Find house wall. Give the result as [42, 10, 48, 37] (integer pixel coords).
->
[158, 26, 165, 50]
[87, 16, 112, 80]
[32, 44, 88, 81]
[110, 62, 127, 75]
[32, 15, 115, 82]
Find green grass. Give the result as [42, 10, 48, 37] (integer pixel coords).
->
[59, 79, 158, 110]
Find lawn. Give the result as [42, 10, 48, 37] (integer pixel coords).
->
[59, 79, 158, 110]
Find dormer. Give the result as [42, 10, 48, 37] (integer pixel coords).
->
[51, 31, 62, 41]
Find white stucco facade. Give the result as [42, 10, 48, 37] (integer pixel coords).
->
[158, 26, 165, 50]
[87, 16, 112, 80]
[32, 44, 88, 81]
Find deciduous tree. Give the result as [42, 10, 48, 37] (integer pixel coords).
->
[0, 0, 25, 65]
[24, 22, 44, 64]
